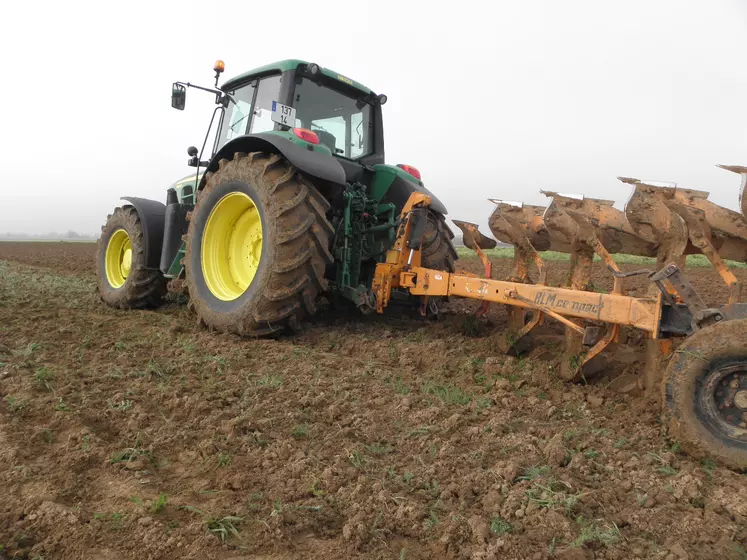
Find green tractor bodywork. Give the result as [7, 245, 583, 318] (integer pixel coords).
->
[138, 60, 453, 311]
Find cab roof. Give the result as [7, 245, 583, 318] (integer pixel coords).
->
[220, 59, 373, 95]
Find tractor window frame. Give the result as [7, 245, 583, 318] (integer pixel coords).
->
[217, 79, 258, 149]
[216, 72, 289, 151]
[249, 75, 283, 134]
[290, 76, 375, 162]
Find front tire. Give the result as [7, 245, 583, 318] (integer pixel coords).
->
[664, 318, 747, 469]
[185, 152, 333, 336]
[96, 206, 166, 308]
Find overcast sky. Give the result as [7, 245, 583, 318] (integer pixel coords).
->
[1, 0, 746, 236]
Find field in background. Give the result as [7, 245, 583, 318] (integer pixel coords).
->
[1, 241, 747, 559]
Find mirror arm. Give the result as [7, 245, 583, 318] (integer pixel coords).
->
[175, 81, 234, 106]
[188, 158, 211, 168]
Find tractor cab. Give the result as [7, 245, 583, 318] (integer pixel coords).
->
[174, 60, 387, 185]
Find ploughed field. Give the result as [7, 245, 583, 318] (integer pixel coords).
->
[1, 241, 746, 560]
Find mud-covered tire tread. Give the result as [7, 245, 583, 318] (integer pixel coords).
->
[421, 211, 458, 272]
[663, 318, 747, 470]
[185, 152, 333, 336]
[96, 206, 167, 309]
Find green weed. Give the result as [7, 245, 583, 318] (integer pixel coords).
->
[648, 452, 679, 476]
[183, 506, 243, 543]
[256, 374, 283, 388]
[208, 516, 242, 543]
[572, 517, 620, 548]
[390, 376, 412, 395]
[310, 480, 325, 497]
[476, 396, 493, 411]
[109, 436, 155, 467]
[421, 381, 471, 405]
[700, 457, 716, 478]
[54, 398, 71, 412]
[367, 442, 392, 455]
[129, 495, 145, 507]
[107, 398, 133, 411]
[406, 426, 430, 439]
[517, 464, 551, 482]
[110, 512, 126, 531]
[5, 396, 27, 412]
[564, 429, 580, 441]
[490, 515, 512, 536]
[526, 477, 582, 514]
[151, 494, 168, 513]
[291, 424, 309, 439]
[34, 367, 55, 391]
[349, 450, 365, 469]
[655, 465, 678, 477]
[457, 315, 483, 337]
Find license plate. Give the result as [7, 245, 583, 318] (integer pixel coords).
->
[271, 101, 296, 127]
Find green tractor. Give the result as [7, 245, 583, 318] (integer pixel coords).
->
[96, 59, 457, 335]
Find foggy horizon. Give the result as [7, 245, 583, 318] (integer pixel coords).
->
[2, 0, 746, 238]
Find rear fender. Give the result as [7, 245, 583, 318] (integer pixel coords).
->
[202, 131, 346, 189]
[121, 197, 165, 270]
[368, 164, 448, 215]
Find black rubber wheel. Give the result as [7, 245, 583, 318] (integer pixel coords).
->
[422, 211, 458, 272]
[185, 152, 333, 336]
[96, 206, 166, 309]
[663, 318, 747, 470]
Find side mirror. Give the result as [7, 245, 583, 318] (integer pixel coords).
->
[187, 146, 199, 167]
[171, 83, 186, 110]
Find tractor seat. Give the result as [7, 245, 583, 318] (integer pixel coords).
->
[314, 129, 338, 153]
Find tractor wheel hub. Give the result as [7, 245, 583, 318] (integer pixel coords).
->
[711, 366, 747, 430]
[201, 191, 263, 301]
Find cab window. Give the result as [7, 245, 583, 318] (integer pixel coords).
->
[250, 75, 282, 134]
[219, 81, 256, 146]
[293, 77, 372, 159]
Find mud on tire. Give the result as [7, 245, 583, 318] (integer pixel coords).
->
[422, 211, 458, 272]
[663, 317, 747, 470]
[185, 152, 333, 336]
[96, 206, 167, 308]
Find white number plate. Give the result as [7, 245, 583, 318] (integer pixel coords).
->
[271, 101, 296, 127]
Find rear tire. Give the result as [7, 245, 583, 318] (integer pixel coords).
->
[96, 206, 166, 309]
[185, 152, 333, 336]
[421, 211, 458, 272]
[663, 318, 747, 470]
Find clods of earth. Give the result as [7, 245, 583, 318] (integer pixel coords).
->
[0, 242, 746, 559]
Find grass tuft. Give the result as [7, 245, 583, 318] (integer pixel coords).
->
[490, 515, 512, 536]
[151, 494, 168, 514]
[5, 395, 27, 412]
[256, 374, 283, 388]
[572, 517, 621, 548]
[34, 367, 55, 391]
[421, 381, 471, 406]
[291, 424, 309, 439]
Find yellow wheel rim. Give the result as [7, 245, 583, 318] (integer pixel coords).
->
[105, 229, 132, 289]
[201, 191, 263, 301]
